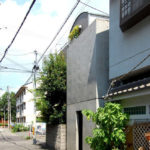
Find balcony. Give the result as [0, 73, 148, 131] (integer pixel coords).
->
[120, 0, 150, 31]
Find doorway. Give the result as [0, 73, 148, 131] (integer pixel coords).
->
[77, 111, 83, 150]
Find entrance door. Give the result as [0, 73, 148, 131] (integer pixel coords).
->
[77, 111, 83, 150]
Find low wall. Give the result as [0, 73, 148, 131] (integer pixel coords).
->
[46, 124, 66, 150]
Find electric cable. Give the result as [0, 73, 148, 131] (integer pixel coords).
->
[104, 53, 150, 99]
[54, 0, 108, 54]
[0, 52, 33, 56]
[23, 0, 109, 86]
[0, 70, 32, 73]
[23, 72, 34, 85]
[110, 47, 150, 68]
[0, 0, 36, 63]
[4, 57, 31, 71]
[80, 1, 109, 16]
[0, 65, 32, 72]
[78, 0, 91, 14]
[54, 0, 91, 51]
[37, 0, 80, 64]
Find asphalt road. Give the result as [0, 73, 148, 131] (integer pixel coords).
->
[0, 128, 49, 150]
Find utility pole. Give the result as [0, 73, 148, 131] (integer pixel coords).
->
[4, 105, 5, 128]
[7, 86, 10, 129]
[33, 50, 38, 144]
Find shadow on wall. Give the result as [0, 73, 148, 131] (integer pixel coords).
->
[88, 30, 109, 100]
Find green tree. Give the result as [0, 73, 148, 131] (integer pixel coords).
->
[36, 52, 66, 124]
[0, 92, 16, 122]
[82, 102, 129, 150]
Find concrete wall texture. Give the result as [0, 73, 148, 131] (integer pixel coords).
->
[109, 0, 150, 79]
[67, 19, 109, 150]
[46, 124, 66, 150]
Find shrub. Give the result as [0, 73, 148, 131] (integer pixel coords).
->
[12, 124, 29, 132]
[68, 25, 81, 41]
[25, 136, 31, 140]
[0, 123, 8, 126]
[82, 102, 129, 150]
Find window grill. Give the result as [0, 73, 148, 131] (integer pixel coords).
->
[121, 0, 132, 19]
[120, 0, 150, 31]
[124, 106, 146, 115]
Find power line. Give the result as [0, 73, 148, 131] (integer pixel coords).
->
[0, 52, 33, 56]
[0, 70, 32, 73]
[0, 65, 32, 72]
[110, 47, 150, 68]
[119, 54, 150, 80]
[23, 0, 109, 86]
[23, 72, 34, 86]
[80, 1, 109, 16]
[5, 57, 31, 70]
[0, 0, 36, 63]
[37, 0, 80, 64]
[104, 53, 150, 99]
[54, 0, 91, 51]
[78, 0, 91, 14]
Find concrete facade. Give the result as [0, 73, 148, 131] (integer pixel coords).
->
[67, 15, 109, 150]
[109, 0, 150, 79]
[109, 0, 150, 125]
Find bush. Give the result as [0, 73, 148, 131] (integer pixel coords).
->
[12, 124, 29, 132]
[25, 136, 31, 140]
[68, 25, 81, 41]
[82, 102, 129, 150]
[0, 123, 8, 126]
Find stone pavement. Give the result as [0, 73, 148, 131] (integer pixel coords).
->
[0, 128, 49, 150]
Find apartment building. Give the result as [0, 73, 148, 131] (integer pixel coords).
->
[106, 0, 150, 149]
[15, 83, 40, 126]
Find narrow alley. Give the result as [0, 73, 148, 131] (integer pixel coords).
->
[0, 128, 48, 150]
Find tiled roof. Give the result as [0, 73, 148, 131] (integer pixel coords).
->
[103, 77, 150, 99]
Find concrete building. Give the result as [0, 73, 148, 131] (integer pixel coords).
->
[106, 1, 150, 149]
[108, 0, 150, 123]
[67, 12, 109, 150]
[15, 83, 40, 126]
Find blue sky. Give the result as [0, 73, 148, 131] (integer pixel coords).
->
[0, 0, 109, 94]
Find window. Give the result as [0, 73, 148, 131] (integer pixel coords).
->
[124, 106, 146, 115]
[120, 0, 150, 31]
[24, 89, 26, 95]
[23, 103, 26, 109]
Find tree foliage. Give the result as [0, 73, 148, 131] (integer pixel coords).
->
[0, 92, 16, 122]
[36, 52, 66, 124]
[82, 102, 129, 150]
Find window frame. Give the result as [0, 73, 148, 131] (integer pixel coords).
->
[124, 106, 146, 115]
[120, 0, 150, 31]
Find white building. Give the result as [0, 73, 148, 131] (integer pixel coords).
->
[15, 83, 40, 126]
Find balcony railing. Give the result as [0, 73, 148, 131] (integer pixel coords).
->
[120, 0, 150, 31]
